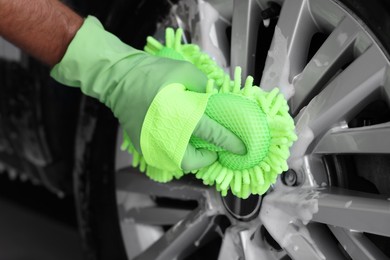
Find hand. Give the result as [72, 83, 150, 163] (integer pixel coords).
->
[51, 16, 245, 171]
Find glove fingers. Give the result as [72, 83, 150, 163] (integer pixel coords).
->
[181, 144, 217, 172]
[171, 61, 208, 92]
[183, 68, 208, 92]
[193, 115, 246, 155]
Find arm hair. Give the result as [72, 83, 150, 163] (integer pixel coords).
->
[0, 0, 83, 66]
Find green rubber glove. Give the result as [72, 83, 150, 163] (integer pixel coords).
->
[51, 16, 245, 171]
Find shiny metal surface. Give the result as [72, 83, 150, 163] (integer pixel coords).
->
[329, 226, 389, 260]
[230, 0, 262, 79]
[116, 169, 225, 260]
[313, 188, 390, 237]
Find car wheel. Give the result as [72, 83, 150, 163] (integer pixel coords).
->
[75, 0, 390, 259]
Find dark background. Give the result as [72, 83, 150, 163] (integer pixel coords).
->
[0, 173, 83, 260]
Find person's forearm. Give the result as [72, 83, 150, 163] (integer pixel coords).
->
[0, 0, 83, 66]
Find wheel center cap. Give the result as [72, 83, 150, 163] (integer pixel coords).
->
[222, 192, 262, 221]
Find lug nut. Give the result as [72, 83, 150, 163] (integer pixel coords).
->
[282, 169, 298, 186]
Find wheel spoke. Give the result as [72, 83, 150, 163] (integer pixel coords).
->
[119, 206, 191, 226]
[300, 45, 387, 137]
[261, 185, 390, 258]
[134, 208, 218, 260]
[116, 167, 211, 200]
[263, 186, 390, 237]
[312, 187, 390, 237]
[281, 224, 346, 260]
[314, 122, 390, 154]
[218, 226, 287, 260]
[217, 228, 245, 260]
[290, 17, 362, 114]
[329, 226, 389, 260]
[260, 186, 345, 259]
[261, 0, 317, 99]
[230, 0, 262, 78]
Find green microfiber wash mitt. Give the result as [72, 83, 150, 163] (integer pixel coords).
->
[121, 28, 297, 199]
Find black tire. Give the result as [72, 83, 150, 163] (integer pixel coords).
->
[336, 0, 390, 59]
[73, 97, 126, 260]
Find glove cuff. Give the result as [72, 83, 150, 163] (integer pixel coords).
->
[50, 16, 143, 99]
[141, 83, 211, 171]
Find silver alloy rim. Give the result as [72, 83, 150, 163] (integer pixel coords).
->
[115, 0, 390, 259]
